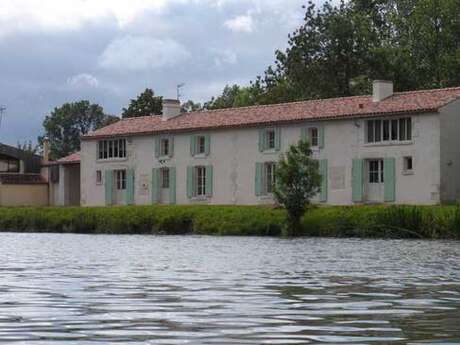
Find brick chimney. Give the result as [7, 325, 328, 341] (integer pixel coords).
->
[372, 80, 393, 102]
[162, 99, 181, 121]
[43, 136, 50, 162]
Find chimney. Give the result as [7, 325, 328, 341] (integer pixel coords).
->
[43, 136, 50, 162]
[162, 99, 181, 121]
[372, 80, 393, 102]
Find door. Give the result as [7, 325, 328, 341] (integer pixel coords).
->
[160, 168, 170, 204]
[113, 169, 126, 205]
[365, 159, 384, 202]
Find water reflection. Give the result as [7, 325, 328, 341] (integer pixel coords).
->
[0, 234, 459, 344]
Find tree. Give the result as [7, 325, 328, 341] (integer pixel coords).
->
[181, 100, 202, 113]
[274, 140, 321, 236]
[122, 88, 162, 118]
[38, 101, 117, 160]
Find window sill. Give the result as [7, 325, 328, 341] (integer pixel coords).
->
[157, 156, 171, 162]
[363, 141, 413, 147]
[259, 194, 274, 200]
[261, 149, 279, 155]
[97, 157, 128, 163]
[402, 170, 414, 176]
[190, 196, 210, 202]
[192, 154, 208, 159]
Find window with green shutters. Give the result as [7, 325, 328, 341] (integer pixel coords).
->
[301, 125, 325, 149]
[186, 165, 213, 199]
[155, 136, 174, 158]
[255, 162, 276, 196]
[259, 128, 281, 152]
[190, 134, 210, 157]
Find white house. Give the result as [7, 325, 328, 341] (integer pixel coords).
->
[80, 81, 460, 206]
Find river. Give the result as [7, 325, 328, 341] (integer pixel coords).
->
[0, 233, 459, 344]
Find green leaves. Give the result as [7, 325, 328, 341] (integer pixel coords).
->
[38, 101, 117, 160]
[273, 140, 321, 236]
[122, 88, 163, 118]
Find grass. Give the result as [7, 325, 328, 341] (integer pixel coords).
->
[0, 205, 459, 239]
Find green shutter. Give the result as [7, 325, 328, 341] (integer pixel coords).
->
[152, 168, 160, 204]
[169, 136, 174, 158]
[384, 157, 396, 202]
[205, 165, 213, 197]
[205, 134, 211, 156]
[319, 126, 325, 149]
[319, 159, 328, 202]
[169, 167, 176, 204]
[352, 159, 364, 203]
[190, 136, 196, 156]
[301, 127, 309, 142]
[104, 170, 113, 206]
[187, 166, 194, 198]
[255, 162, 263, 196]
[275, 127, 281, 151]
[154, 137, 160, 157]
[126, 169, 135, 205]
[258, 129, 265, 152]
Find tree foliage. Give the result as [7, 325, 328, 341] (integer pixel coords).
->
[207, 0, 460, 109]
[122, 88, 163, 118]
[181, 100, 203, 113]
[274, 140, 321, 236]
[39, 101, 118, 160]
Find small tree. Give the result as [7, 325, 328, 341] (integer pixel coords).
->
[274, 140, 321, 236]
[122, 88, 162, 118]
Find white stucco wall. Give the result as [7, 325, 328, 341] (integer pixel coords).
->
[439, 100, 460, 203]
[80, 112, 442, 206]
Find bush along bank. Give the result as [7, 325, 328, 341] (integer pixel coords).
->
[0, 205, 459, 239]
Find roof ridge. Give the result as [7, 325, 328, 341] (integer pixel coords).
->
[394, 86, 460, 96]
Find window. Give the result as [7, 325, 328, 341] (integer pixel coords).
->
[309, 127, 319, 147]
[265, 162, 276, 194]
[266, 130, 276, 150]
[160, 138, 170, 157]
[368, 159, 384, 183]
[96, 170, 102, 185]
[161, 168, 170, 188]
[197, 136, 206, 154]
[196, 166, 206, 196]
[98, 139, 126, 160]
[403, 156, 413, 173]
[366, 118, 412, 143]
[0, 155, 20, 173]
[115, 170, 126, 190]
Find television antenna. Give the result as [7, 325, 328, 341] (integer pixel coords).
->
[0, 105, 6, 130]
[177, 83, 185, 101]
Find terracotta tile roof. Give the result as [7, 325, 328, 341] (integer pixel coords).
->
[0, 173, 47, 185]
[82, 86, 460, 140]
[56, 152, 80, 165]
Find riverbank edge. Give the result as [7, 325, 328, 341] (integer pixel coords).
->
[0, 205, 459, 239]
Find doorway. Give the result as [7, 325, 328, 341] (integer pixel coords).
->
[365, 159, 384, 203]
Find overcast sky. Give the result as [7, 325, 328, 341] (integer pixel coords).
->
[0, 0, 316, 145]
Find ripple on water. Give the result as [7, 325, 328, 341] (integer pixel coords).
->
[0, 234, 459, 344]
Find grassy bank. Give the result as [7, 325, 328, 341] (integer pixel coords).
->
[0, 205, 459, 239]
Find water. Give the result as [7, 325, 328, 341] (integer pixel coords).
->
[0, 234, 459, 344]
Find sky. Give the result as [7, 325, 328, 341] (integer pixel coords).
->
[0, 0, 314, 145]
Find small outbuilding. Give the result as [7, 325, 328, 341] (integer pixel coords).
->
[47, 152, 81, 206]
[0, 143, 48, 206]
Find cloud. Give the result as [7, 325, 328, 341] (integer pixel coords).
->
[67, 74, 99, 89]
[98, 36, 190, 71]
[224, 14, 254, 33]
[0, 0, 171, 36]
[213, 49, 238, 67]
